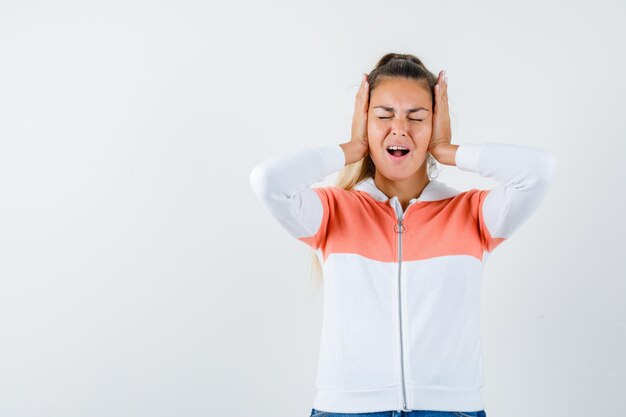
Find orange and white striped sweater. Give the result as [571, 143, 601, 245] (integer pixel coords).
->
[249, 142, 556, 413]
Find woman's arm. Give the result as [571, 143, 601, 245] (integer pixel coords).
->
[249, 144, 346, 243]
[434, 142, 557, 251]
[429, 72, 556, 251]
[250, 77, 370, 246]
[457, 142, 556, 249]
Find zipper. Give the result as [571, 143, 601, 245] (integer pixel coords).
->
[393, 200, 413, 412]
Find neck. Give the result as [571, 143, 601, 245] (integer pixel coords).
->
[373, 167, 430, 211]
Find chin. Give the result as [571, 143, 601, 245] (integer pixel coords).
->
[373, 155, 426, 180]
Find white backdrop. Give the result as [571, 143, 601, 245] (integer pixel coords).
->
[0, 1, 624, 416]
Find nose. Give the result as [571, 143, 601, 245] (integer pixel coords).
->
[391, 119, 408, 136]
[391, 128, 406, 136]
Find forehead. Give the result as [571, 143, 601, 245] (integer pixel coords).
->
[370, 77, 431, 108]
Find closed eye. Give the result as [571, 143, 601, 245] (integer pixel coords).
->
[378, 117, 424, 121]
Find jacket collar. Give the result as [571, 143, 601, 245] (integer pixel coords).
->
[353, 176, 460, 203]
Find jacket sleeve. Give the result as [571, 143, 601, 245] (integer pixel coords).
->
[455, 142, 557, 253]
[249, 144, 346, 249]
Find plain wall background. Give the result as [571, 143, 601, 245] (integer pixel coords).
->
[0, 1, 624, 416]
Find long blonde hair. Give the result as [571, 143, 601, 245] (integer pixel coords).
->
[308, 52, 442, 288]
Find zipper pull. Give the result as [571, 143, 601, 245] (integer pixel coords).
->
[394, 218, 405, 233]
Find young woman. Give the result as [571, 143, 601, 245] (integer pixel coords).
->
[249, 53, 556, 417]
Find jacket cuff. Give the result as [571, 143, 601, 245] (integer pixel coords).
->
[314, 144, 346, 175]
[455, 143, 485, 173]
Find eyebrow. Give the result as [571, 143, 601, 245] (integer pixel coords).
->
[373, 106, 430, 113]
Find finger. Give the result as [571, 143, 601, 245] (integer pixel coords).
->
[438, 76, 446, 99]
[359, 89, 367, 110]
[439, 70, 446, 91]
[361, 75, 369, 108]
[356, 79, 365, 105]
[435, 82, 443, 101]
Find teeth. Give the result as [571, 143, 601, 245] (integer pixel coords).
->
[387, 145, 409, 151]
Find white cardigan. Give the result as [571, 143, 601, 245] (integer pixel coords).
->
[249, 142, 556, 413]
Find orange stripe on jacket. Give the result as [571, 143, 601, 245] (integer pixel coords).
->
[298, 186, 506, 262]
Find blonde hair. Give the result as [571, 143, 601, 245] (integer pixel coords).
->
[308, 52, 442, 288]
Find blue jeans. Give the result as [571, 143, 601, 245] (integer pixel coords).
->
[310, 409, 487, 417]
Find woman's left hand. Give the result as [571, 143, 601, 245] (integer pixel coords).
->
[429, 70, 452, 158]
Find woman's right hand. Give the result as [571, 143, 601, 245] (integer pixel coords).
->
[342, 74, 370, 165]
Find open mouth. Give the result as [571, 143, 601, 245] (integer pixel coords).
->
[386, 146, 410, 160]
[387, 148, 409, 157]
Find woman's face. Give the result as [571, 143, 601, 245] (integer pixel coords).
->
[367, 76, 433, 181]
